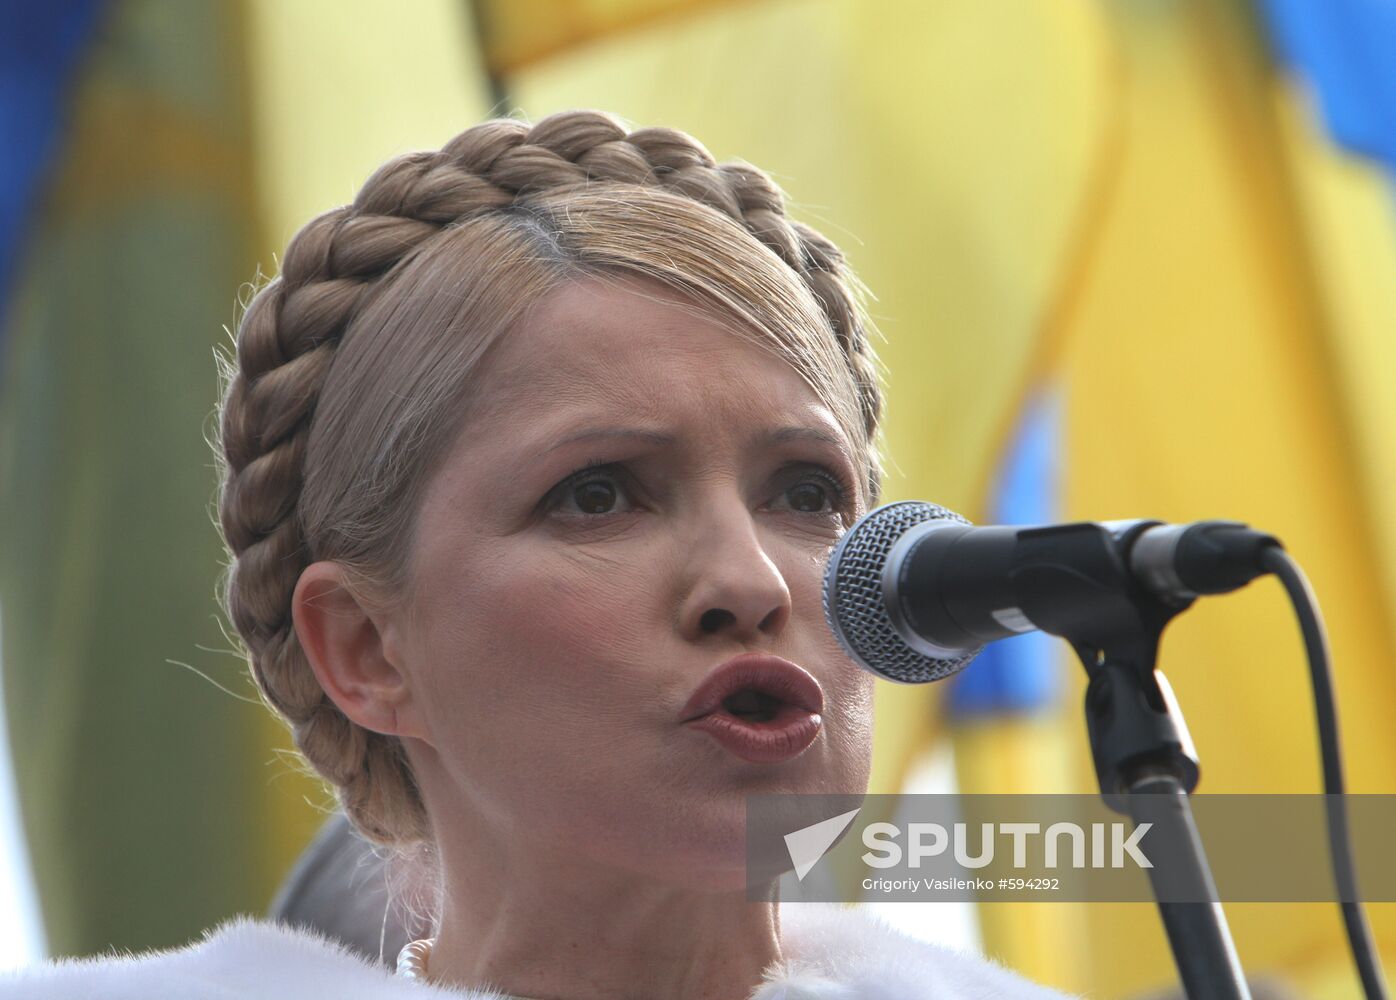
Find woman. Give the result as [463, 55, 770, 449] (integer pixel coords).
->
[2, 110, 1070, 998]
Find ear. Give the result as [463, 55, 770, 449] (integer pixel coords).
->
[291, 562, 431, 746]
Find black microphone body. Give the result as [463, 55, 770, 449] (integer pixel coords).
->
[896, 523, 1026, 651]
[824, 502, 1281, 684]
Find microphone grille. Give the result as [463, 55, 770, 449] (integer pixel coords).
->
[822, 501, 980, 684]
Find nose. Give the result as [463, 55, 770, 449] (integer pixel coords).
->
[677, 504, 793, 642]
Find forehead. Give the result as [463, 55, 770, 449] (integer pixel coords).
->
[465, 278, 838, 434]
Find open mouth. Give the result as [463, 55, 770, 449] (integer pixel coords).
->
[679, 653, 824, 763]
[721, 686, 785, 723]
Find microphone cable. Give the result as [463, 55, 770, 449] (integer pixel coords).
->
[1261, 546, 1388, 1000]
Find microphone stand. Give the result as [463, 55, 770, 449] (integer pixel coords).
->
[1014, 522, 1252, 999]
[1082, 653, 1250, 1000]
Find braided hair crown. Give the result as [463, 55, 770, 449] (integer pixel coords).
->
[215, 110, 884, 846]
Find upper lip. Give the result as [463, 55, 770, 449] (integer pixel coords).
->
[679, 654, 825, 723]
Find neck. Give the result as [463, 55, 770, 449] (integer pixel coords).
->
[425, 847, 783, 1000]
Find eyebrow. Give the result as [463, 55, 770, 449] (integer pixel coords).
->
[544, 427, 676, 454]
[542, 425, 849, 455]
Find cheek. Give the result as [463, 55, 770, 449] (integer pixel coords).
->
[834, 670, 876, 764]
[411, 540, 667, 727]
[776, 537, 877, 781]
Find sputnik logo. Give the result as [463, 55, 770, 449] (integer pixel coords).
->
[784, 808, 862, 881]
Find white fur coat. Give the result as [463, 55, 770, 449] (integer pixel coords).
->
[0, 903, 1074, 998]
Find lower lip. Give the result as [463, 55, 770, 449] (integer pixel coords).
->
[685, 704, 822, 764]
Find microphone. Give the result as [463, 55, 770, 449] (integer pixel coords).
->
[822, 501, 1281, 684]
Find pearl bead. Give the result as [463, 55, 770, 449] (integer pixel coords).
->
[395, 937, 435, 980]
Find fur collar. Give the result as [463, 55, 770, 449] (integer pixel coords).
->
[0, 903, 1073, 998]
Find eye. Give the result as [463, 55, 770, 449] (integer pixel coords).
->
[785, 481, 831, 513]
[573, 478, 620, 514]
[772, 464, 854, 517]
[547, 462, 634, 517]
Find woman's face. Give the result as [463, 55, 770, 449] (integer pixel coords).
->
[396, 277, 875, 886]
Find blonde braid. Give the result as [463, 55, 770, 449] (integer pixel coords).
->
[216, 110, 883, 846]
